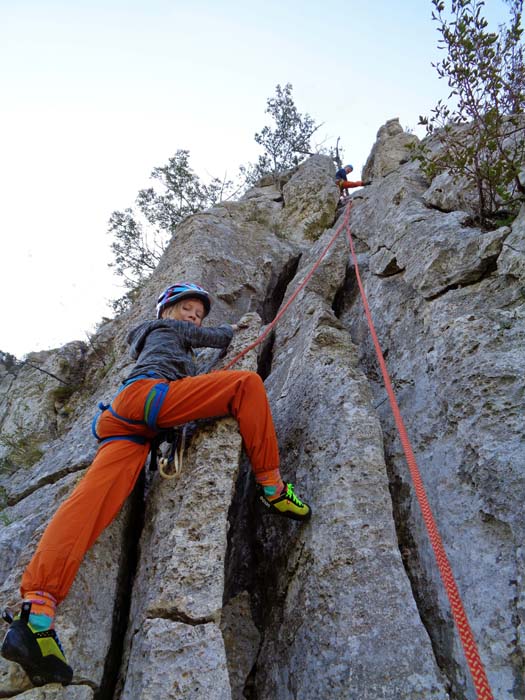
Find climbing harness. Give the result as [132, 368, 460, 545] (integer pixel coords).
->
[91, 375, 184, 480]
[91, 373, 169, 447]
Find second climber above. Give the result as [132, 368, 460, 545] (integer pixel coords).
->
[335, 164, 369, 196]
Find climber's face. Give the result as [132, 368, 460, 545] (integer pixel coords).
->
[162, 298, 205, 326]
[345, 166, 353, 174]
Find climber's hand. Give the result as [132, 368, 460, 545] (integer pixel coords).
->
[232, 319, 250, 332]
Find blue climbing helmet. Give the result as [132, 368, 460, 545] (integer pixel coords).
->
[345, 164, 353, 171]
[156, 283, 211, 319]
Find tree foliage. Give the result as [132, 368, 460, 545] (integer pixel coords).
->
[245, 83, 323, 184]
[107, 85, 327, 313]
[108, 208, 162, 287]
[412, 0, 525, 226]
[0, 350, 18, 372]
[135, 150, 233, 230]
[108, 150, 234, 312]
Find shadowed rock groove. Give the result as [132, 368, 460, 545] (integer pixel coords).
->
[331, 275, 460, 694]
[94, 470, 146, 700]
[222, 255, 306, 698]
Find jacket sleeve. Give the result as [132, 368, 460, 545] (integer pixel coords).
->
[173, 320, 234, 349]
[127, 320, 160, 359]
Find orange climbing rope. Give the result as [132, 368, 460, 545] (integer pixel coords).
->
[225, 199, 494, 699]
[342, 203, 494, 700]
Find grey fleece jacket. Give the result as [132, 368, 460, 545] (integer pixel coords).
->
[125, 319, 234, 382]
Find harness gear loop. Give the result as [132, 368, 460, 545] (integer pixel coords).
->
[342, 203, 494, 700]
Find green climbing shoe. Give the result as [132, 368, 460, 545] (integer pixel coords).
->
[258, 482, 312, 522]
[1, 602, 73, 686]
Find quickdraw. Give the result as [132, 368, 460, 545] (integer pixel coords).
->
[145, 421, 199, 479]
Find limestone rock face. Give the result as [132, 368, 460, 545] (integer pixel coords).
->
[0, 342, 88, 463]
[13, 687, 93, 699]
[121, 619, 230, 700]
[422, 171, 480, 216]
[345, 122, 524, 700]
[362, 117, 418, 182]
[1, 127, 523, 699]
[255, 283, 448, 699]
[220, 591, 260, 700]
[498, 203, 525, 283]
[280, 154, 340, 241]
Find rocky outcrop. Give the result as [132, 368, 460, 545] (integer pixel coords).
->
[498, 202, 525, 282]
[0, 342, 89, 461]
[251, 273, 447, 698]
[422, 171, 480, 217]
[362, 118, 418, 182]
[12, 687, 94, 699]
[0, 137, 523, 700]
[280, 156, 340, 241]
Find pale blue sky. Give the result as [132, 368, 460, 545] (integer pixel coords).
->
[0, 0, 510, 356]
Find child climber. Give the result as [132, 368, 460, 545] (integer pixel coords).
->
[1, 282, 311, 687]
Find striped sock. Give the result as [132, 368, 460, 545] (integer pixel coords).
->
[22, 590, 57, 631]
[256, 468, 285, 501]
[263, 482, 285, 500]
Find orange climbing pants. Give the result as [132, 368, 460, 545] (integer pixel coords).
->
[21, 370, 280, 603]
[336, 179, 363, 192]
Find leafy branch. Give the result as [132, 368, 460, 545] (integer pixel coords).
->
[411, 0, 525, 227]
[244, 83, 324, 184]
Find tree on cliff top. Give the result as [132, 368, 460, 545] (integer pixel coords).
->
[414, 0, 525, 227]
[108, 150, 234, 313]
[242, 83, 323, 184]
[107, 85, 326, 313]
